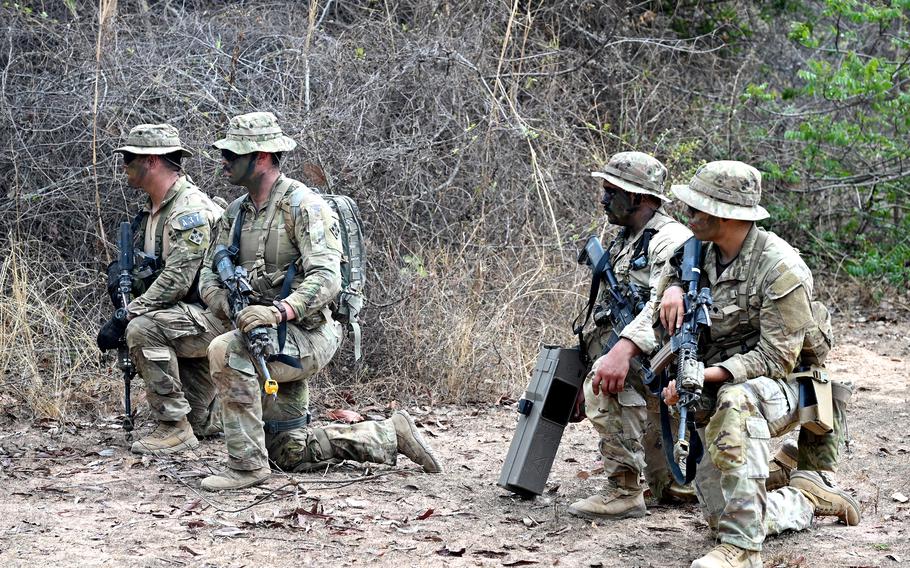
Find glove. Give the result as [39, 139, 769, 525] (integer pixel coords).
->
[97, 316, 127, 351]
[204, 288, 232, 323]
[236, 305, 281, 333]
[105, 261, 124, 309]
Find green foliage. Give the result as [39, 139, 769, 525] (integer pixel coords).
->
[744, 0, 910, 285]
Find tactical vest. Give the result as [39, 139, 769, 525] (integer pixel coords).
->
[700, 228, 832, 369]
[129, 185, 205, 304]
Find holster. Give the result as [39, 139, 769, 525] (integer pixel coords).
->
[790, 366, 834, 435]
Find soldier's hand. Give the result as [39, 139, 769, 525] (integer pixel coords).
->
[662, 380, 679, 406]
[659, 285, 686, 334]
[96, 316, 127, 351]
[237, 305, 281, 333]
[591, 342, 634, 395]
[205, 289, 232, 323]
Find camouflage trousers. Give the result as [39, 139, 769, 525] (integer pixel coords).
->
[125, 303, 225, 433]
[583, 369, 678, 498]
[208, 319, 396, 471]
[695, 377, 814, 552]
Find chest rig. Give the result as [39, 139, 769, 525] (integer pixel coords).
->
[700, 229, 769, 365]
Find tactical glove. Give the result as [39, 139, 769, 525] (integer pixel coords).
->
[97, 316, 127, 351]
[236, 305, 281, 333]
[105, 261, 124, 309]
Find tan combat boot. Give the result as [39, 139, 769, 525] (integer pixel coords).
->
[789, 470, 861, 526]
[192, 399, 224, 439]
[200, 467, 271, 491]
[568, 472, 646, 520]
[391, 410, 442, 473]
[766, 439, 798, 491]
[690, 543, 761, 568]
[661, 481, 698, 504]
[130, 418, 199, 456]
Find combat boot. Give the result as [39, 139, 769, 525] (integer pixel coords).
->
[130, 418, 199, 456]
[191, 399, 224, 439]
[661, 481, 699, 504]
[568, 472, 646, 520]
[789, 470, 861, 526]
[766, 439, 798, 491]
[200, 467, 271, 491]
[690, 544, 761, 568]
[391, 410, 442, 473]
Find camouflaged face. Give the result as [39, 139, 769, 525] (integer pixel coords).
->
[212, 111, 297, 155]
[115, 123, 193, 157]
[591, 151, 670, 202]
[671, 160, 769, 220]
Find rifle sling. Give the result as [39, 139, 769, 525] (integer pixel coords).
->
[658, 389, 704, 484]
[574, 250, 612, 364]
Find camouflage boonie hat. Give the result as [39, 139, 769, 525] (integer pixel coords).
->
[590, 151, 671, 203]
[114, 123, 192, 157]
[212, 111, 297, 155]
[671, 160, 769, 221]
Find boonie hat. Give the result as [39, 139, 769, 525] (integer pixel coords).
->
[114, 123, 193, 157]
[591, 151, 671, 203]
[671, 160, 769, 221]
[212, 111, 297, 155]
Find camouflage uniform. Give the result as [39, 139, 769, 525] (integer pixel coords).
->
[580, 153, 692, 505]
[114, 125, 226, 440]
[664, 162, 859, 565]
[200, 113, 401, 476]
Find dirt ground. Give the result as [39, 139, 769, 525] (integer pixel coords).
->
[0, 321, 908, 568]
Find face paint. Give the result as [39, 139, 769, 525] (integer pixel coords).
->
[222, 150, 256, 185]
[602, 183, 635, 226]
[686, 206, 722, 241]
[121, 153, 148, 188]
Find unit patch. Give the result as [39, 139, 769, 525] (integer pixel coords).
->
[187, 228, 205, 246]
[176, 212, 205, 230]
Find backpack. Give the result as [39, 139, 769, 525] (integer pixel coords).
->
[287, 188, 366, 361]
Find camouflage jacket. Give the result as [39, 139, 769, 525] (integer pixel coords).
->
[666, 224, 815, 383]
[591, 210, 692, 358]
[128, 175, 223, 316]
[199, 175, 342, 329]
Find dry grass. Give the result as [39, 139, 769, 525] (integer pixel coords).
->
[0, 239, 106, 420]
[1, 1, 896, 420]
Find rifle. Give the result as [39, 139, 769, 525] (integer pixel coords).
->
[650, 237, 712, 483]
[210, 244, 279, 398]
[576, 235, 655, 385]
[96, 222, 138, 433]
[115, 222, 138, 432]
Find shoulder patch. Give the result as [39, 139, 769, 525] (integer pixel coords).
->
[767, 265, 803, 300]
[175, 212, 205, 230]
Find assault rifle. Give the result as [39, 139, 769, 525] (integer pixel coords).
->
[114, 222, 137, 432]
[96, 222, 137, 433]
[576, 235, 655, 385]
[210, 244, 279, 398]
[650, 236, 712, 483]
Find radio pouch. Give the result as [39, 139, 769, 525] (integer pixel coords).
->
[791, 367, 834, 435]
